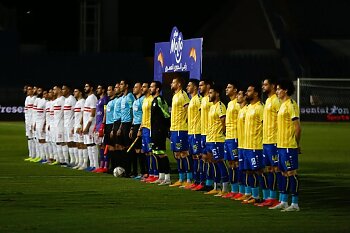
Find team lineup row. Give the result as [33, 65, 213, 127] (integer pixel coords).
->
[23, 77, 301, 212]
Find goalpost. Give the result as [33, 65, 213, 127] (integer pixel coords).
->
[296, 78, 350, 121]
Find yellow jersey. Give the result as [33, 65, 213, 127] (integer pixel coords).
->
[200, 95, 213, 136]
[226, 98, 240, 139]
[277, 99, 299, 148]
[170, 90, 190, 131]
[263, 94, 281, 144]
[188, 94, 202, 135]
[237, 105, 248, 149]
[141, 95, 153, 129]
[207, 101, 226, 143]
[244, 101, 264, 150]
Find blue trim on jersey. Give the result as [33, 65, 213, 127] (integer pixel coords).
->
[141, 127, 152, 153]
[263, 144, 278, 166]
[188, 134, 202, 155]
[170, 131, 189, 152]
[277, 148, 298, 172]
[243, 149, 264, 171]
[106, 98, 116, 124]
[224, 139, 238, 161]
[206, 142, 225, 160]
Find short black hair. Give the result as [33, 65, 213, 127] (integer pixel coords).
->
[200, 78, 213, 88]
[210, 84, 222, 94]
[248, 82, 262, 97]
[227, 80, 239, 90]
[85, 82, 95, 90]
[264, 77, 277, 86]
[153, 81, 162, 91]
[188, 79, 199, 88]
[277, 79, 295, 96]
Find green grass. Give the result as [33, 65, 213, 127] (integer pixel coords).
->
[0, 122, 349, 233]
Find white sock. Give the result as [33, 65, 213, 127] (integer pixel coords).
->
[57, 145, 64, 163]
[92, 146, 99, 168]
[165, 174, 171, 181]
[52, 144, 58, 161]
[48, 143, 54, 159]
[159, 173, 165, 180]
[68, 147, 75, 164]
[87, 146, 93, 167]
[83, 149, 88, 167]
[39, 143, 45, 159]
[62, 145, 69, 164]
[73, 148, 79, 165]
[35, 140, 40, 158]
[222, 182, 229, 192]
[78, 149, 83, 167]
[27, 140, 32, 157]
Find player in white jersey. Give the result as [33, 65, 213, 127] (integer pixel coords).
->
[33, 88, 47, 162]
[72, 88, 88, 170]
[48, 92, 59, 164]
[44, 89, 54, 163]
[82, 83, 98, 170]
[24, 85, 37, 161]
[62, 85, 77, 166]
[52, 85, 66, 165]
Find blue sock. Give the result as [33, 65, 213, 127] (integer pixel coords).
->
[262, 189, 269, 200]
[217, 161, 229, 183]
[206, 179, 214, 186]
[239, 184, 245, 194]
[282, 193, 289, 203]
[268, 171, 277, 191]
[147, 156, 153, 175]
[193, 158, 199, 182]
[289, 175, 299, 196]
[259, 173, 268, 189]
[292, 195, 298, 205]
[231, 183, 239, 193]
[245, 186, 252, 195]
[252, 187, 260, 199]
[177, 158, 182, 173]
[248, 173, 258, 188]
[228, 166, 234, 184]
[186, 172, 193, 181]
[213, 163, 221, 183]
[270, 190, 277, 199]
[179, 172, 185, 182]
[200, 160, 206, 183]
[277, 171, 283, 193]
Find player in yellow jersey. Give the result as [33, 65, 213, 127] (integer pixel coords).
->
[242, 83, 265, 205]
[257, 78, 281, 207]
[204, 84, 229, 196]
[232, 88, 250, 200]
[185, 79, 202, 189]
[270, 80, 301, 212]
[192, 79, 214, 191]
[138, 83, 158, 183]
[169, 76, 191, 187]
[222, 81, 241, 198]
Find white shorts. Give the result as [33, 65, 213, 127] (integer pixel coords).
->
[55, 129, 65, 143]
[65, 127, 74, 142]
[83, 133, 94, 145]
[26, 123, 33, 138]
[74, 133, 84, 143]
[35, 124, 46, 140]
[94, 132, 103, 145]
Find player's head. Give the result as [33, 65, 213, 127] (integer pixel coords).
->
[23, 85, 28, 94]
[33, 86, 38, 96]
[246, 83, 261, 103]
[73, 87, 83, 99]
[187, 79, 199, 95]
[96, 84, 107, 97]
[225, 81, 238, 98]
[36, 87, 43, 98]
[119, 80, 129, 93]
[237, 86, 247, 104]
[106, 85, 115, 98]
[141, 82, 150, 96]
[262, 77, 277, 95]
[133, 82, 142, 96]
[42, 90, 48, 99]
[46, 89, 53, 100]
[199, 78, 213, 96]
[150, 81, 162, 96]
[276, 79, 295, 99]
[26, 85, 33, 96]
[114, 82, 121, 96]
[171, 75, 184, 92]
[84, 82, 94, 95]
[62, 85, 71, 97]
[209, 84, 221, 102]
[53, 85, 62, 97]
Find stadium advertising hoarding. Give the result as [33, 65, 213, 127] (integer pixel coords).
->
[154, 26, 203, 82]
[300, 105, 350, 121]
[0, 105, 25, 121]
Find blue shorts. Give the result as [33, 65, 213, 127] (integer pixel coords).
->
[188, 134, 202, 155]
[277, 148, 299, 172]
[243, 149, 264, 171]
[238, 149, 245, 171]
[224, 139, 238, 161]
[200, 135, 207, 154]
[141, 128, 152, 153]
[263, 144, 278, 166]
[170, 131, 189, 152]
[206, 142, 225, 160]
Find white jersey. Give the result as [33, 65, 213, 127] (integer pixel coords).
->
[24, 96, 31, 123]
[29, 96, 37, 127]
[63, 95, 77, 128]
[49, 99, 55, 128]
[45, 100, 52, 127]
[74, 98, 85, 130]
[83, 94, 98, 128]
[53, 96, 66, 128]
[35, 97, 47, 126]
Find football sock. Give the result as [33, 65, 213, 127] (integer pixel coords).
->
[217, 161, 229, 183]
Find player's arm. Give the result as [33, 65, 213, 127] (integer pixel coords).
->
[293, 118, 301, 152]
[220, 116, 226, 135]
[84, 108, 96, 134]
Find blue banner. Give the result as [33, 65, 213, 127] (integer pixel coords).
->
[154, 27, 203, 82]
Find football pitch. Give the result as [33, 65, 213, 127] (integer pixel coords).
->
[0, 122, 349, 233]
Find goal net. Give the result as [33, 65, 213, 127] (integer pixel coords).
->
[297, 78, 350, 121]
